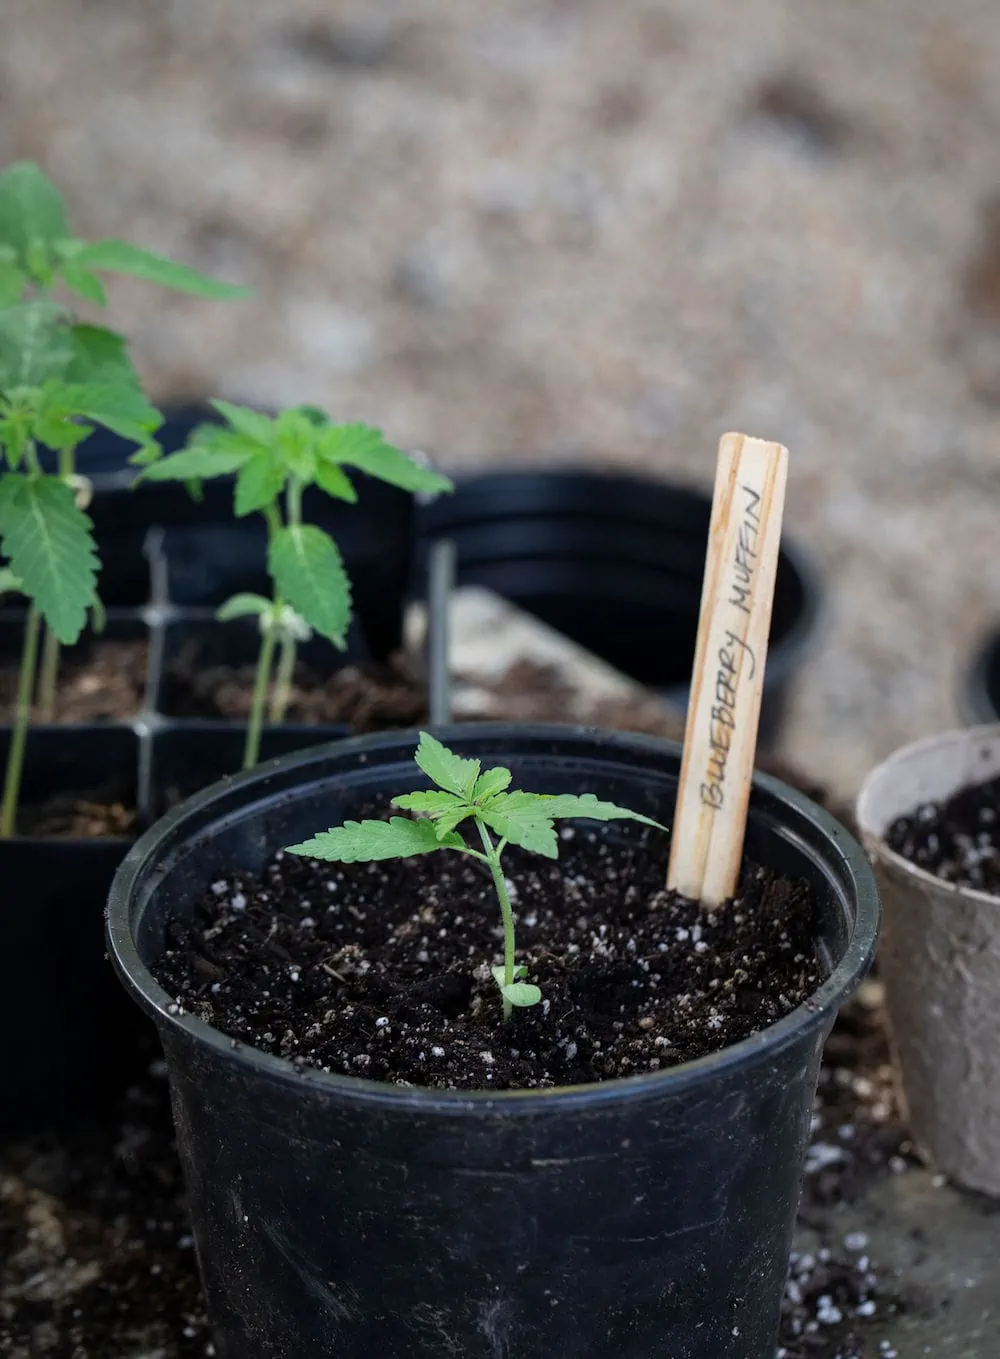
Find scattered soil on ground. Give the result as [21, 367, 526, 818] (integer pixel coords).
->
[885, 772, 1000, 892]
[0, 1067, 206, 1358]
[156, 823, 821, 1091]
[0, 639, 148, 724]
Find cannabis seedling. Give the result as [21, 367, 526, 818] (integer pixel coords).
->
[287, 732, 665, 1019]
[0, 160, 250, 835]
[139, 404, 452, 769]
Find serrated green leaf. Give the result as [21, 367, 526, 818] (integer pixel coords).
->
[318, 422, 453, 495]
[49, 381, 162, 445]
[71, 239, 252, 299]
[391, 790, 467, 816]
[432, 808, 475, 838]
[59, 261, 108, 307]
[0, 261, 25, 306]
[137, 442, 251, 483]
[274, 408, 318, 482]
[0, 301, 73, 387]
[313, 459, 358, 503]
[286, 816, 466, 862]
[268, 523, 351, 646]
[235, 451, 285, 516]
[414, 731, 481, 799]
[500, 982, 542, 1008]
[479, 804, 558, 858]
[211, 399, 274, 445]
[0, 474, 97, 642]
[529, 794, 667, 830]
[473, 766, 512, 801]
[0, 164, 69, 261]
[0, 566, 23, 595]
[216, 592, 272, 621]
[65, 324, 140, 388]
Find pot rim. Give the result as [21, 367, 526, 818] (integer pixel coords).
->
[857, 723, 1000, 908]
[107, 723, 879, 1113]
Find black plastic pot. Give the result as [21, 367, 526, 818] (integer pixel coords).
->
[417, 471, 821, 747]
[107, 725, 878, 1359]
[964, 625, 1000, 724]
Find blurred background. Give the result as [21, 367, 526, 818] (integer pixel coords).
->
[4, 0, 1000, 800]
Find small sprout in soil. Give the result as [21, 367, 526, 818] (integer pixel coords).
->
[137, 404, 452, 769]
[0, 161, 248, 835]
[286, 732, 666, 1020]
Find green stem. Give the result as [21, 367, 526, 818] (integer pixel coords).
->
[477, 818, 516, 1021]
[286, 476, 303, 527]
[269, 630, 297, 724]
[243, 620, 278, 770]
[36, 625, 60, 721]
[1, 605, 42, 837]
[35, 447, 77, 720]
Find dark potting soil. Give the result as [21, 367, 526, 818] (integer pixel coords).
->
[885, 772, 1000, 892]
[155, 823, 824, 1091]
[0, 638, 148, 723]
[165, 643, 427, 731]
[15, 784, 137, 838]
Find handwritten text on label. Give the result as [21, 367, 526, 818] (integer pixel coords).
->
[699, 483, 762, 810]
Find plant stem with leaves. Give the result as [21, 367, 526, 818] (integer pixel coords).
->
[139, 402, 453, 770]
[287, 732, 667, 1020]
[0, 160, 251, 832]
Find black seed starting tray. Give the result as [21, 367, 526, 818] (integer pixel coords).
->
[0, 411, 418, 1132]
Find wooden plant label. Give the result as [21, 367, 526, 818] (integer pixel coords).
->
[666, 432, 789, 907]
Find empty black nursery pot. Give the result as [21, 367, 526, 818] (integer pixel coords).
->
[964, 624, 1000, 724]
[107, 725, 878, 1359]
[417, 471, 821, 746]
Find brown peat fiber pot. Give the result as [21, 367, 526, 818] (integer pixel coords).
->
[857, 725, 1000, 1196]
[107, 725, 879, 1359]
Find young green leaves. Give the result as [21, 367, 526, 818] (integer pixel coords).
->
[139, 400, 452, 649]
[138, 400, 451, 769]
[0, 161, 250, 305]
[287, 733, 666, 1021]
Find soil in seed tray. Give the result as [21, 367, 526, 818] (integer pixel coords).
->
[165, 642, 427, 731]
[885, 772, 1000, 892]
[0, 638, 148, 723]
[16, 783, 137, 838]
[156, 822, 823, 1091]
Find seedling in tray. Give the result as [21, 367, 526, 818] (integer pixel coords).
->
[287, 731, 665, 1019]
[138, 403, 452, 768]
[0, 161, 250, 835]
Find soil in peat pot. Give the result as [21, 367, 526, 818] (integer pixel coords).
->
[885, 772, 1000, 892]
[0, 638, 148, 723]
[156, 822, 823, 1091]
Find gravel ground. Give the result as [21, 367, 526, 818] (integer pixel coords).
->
[5, 0, 1000, 797]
